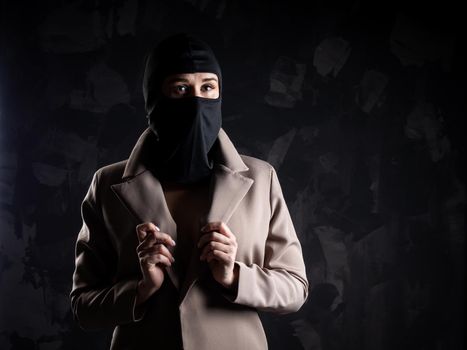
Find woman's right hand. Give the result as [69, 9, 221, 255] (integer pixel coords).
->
[135, 222, 176, 305]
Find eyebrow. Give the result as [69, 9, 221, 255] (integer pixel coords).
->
[166, 77, 218, 84]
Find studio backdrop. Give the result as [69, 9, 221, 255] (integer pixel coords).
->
[0, 0, 464, 349]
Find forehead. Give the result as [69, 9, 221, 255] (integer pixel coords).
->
[164, 72, 218, 82]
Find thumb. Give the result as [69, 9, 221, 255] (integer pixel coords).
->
[137, 228, 147, 243]
[136, 223, 161, 242]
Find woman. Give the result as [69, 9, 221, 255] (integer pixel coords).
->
[70, 33, 309, 350]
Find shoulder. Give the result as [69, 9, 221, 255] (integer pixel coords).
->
[240, 154, 273, 172]
[93, 159, 127, 185]
[239, 155, 285, 196]
[239, 154, 277, 184]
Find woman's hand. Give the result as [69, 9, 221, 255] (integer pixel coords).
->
[135, 222, 176, 305]
[198, 221, 239, 289]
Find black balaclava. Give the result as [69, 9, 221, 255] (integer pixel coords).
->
[142, 33, 222, 185]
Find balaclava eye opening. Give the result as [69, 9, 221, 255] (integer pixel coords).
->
[142, 33, 223, 185]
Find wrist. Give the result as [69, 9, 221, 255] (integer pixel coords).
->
[135, 280, 158, 305]
[220, 263, 240, 289]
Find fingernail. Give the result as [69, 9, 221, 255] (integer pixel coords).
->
[155, 225, 160, 231]
[172, 239, 176, 246]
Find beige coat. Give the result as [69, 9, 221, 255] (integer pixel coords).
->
[70, 127, 309, 350]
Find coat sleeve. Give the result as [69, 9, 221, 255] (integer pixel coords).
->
[70, 170, 145, 330]
[223, 165, 309, 314]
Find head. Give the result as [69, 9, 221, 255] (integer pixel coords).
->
[142, 33, 222, 114]
[141, 33, 223, 184]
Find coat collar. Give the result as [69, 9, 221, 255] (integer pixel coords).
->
[111, 127, 254, 304]
[122, 127, 249, 179]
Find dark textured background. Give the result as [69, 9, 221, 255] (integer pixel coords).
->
[0, 0, 465, 349]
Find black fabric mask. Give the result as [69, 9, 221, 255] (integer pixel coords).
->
[142, 33, 223, 184]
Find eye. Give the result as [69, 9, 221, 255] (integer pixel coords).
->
[201, 84, 215, 92]
[173, 84, 189, 94]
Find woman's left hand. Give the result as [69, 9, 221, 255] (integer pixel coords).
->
[198, 221, 239, 289]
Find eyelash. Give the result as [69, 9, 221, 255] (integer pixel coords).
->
[175, 85, 188, 92]
[173, 84, 215, 93]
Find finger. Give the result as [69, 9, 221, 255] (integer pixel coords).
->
[137, 231, 158, 250]
[141, 253, 172, 268]
[138, 230, 176, 251]
[200, 241, 232, 260]
[201, 221, 223, 233]
[139, 244, 175, 263]
[205, 250, 233, 264]
[141, 251, 173, 266]
[153, 231, 176, 247]
[136, 222, 160, 242]
[197, 231, 230, 248]
[201, 221, 235, 239]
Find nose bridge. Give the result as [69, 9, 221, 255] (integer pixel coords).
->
[193, 84, 204, 97]
[192, 76, 204, 97]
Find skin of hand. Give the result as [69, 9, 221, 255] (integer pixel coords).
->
[135, 222, 176, 305]
[198, 221, 240, 289]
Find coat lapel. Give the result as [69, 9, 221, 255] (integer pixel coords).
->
[110, 170, 180, 289]
[110, 127, 254, 303]
[179, 162, 254, 303]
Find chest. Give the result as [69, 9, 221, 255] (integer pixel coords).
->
[161, 180, 211, 276]
[161, 180, 211, 238]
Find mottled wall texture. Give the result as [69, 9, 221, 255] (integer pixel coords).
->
[0, 0, 465, 349]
